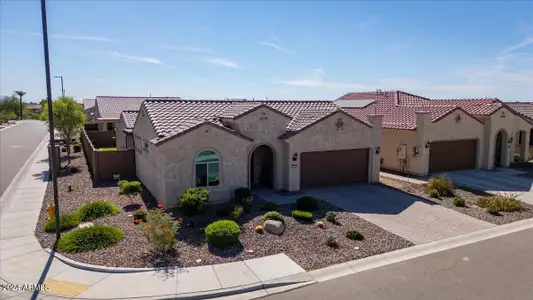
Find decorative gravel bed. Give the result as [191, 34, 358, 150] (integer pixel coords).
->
[380, 177, 533, 225]
[35, 152, 413, 271]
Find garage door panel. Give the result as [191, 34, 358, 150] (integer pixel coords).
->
[429, 140, 476, 173]
[301, 149, 368, 188]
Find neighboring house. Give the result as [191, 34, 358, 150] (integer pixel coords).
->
[336, 91, 532, 176]
[93, 96, 181, 131]
[505, 102, 533, 159]
[131, 99, 382, 207]
[26, 103, 42, 114]
[116, 110, 138, 150]
[83, 99, 96, 121]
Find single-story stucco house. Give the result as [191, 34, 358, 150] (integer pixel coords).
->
[130, 99, 383, 207]
[336, 91, 532, 176]
[506, 102, 533, 158]
[116, 110, 138, 150]
[83, 99, 95, 121]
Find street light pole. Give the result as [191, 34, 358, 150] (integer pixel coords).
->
[54, 76, 64, 97]
[41, 0, 61, 241]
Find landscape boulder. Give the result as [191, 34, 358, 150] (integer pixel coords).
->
[263, 220, 285, 235]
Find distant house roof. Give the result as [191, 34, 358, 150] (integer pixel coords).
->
[94, 96, 181, 121]
[83, 99, 95, 111]
[120, 110, 139, 131]
[26, 103, 42, 110]
[505, 102, 533, 122]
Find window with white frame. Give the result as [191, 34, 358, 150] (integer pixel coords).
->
[195, 150, 220, 187]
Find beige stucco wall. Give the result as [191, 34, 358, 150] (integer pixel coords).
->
[380, 129, 419, 174]
[285, 112, 381, 191]
[115, 121, 127, 150]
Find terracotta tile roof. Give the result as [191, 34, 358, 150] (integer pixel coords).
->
[506, 102, 533, 121]
[286, 108, 340, 132]
[95, 96, 181, 120]
[83, 99, 95, 111]
[120, 111, 139, 129]
[430, 98, 503, 116]
[218, 102, 263, 118]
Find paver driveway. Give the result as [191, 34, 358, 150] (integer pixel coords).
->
[435, 168, 533, 206]
[255, 184, 494, 244]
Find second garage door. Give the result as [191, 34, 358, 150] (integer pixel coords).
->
[300, 149, 368, 188]
[429, 139, 477, 173]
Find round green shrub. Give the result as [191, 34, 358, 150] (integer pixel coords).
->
[292, 210, 313, 221]
[78, 201, 120, 221]
[326, 236, 339, 248]
[177, 188, 210, 216]
[43, 211, 81, 232]
[325, 211, 337, 222]
[263, 211, 284, 223]
[453, 197, 466, 207]
[133, 209, 147, 222]
[205, 220, 241, 248]
[346, 230, 364, 241]
[296, 196, 319, 211]
[119, 181, 142, 197]
[260, 201, 279, 211]
[57, 225, 125, 253]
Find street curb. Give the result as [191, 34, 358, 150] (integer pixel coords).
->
[0, 121, 22, 132]
[0, 134, 48, 215]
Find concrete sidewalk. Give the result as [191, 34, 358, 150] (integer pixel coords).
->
[0, 142, 312, 299]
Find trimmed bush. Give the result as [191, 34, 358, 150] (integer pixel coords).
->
[57, 225, 125, 253]
[205, 220, 241, 248]
[260, 202, 279, 211]
[453, 197, 466, 207]
[177, 188, 210, 216]
[296, 196, 319, 211]
[43, 211, 81, 232]
[73, 144, 82, 153]
[477, 195, 520, 213]
[133, 209, 147, 222]
[346, 230, 364, 241]
[325, 211, 337, 223]
[263, 211, 284, 223]
[292, 210, 313, 221]
[78, 201, 120, 221]
[424, 175, 455, 197]
[232, 205, 244, 220]
[119, 181, 142, 198]
[326, 236, 339, 248]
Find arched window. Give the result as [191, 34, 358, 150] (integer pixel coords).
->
[195, 150, 220, 187]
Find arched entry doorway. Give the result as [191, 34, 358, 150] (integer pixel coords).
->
[250, 145, 274, 189]
[494, 130, 508, 167]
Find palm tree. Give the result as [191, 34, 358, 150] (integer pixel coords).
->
[14, 90, 26, 120]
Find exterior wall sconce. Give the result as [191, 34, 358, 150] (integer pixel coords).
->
[260, 111, 268, 120]
[508, 137, 514, 144]
[413, 146, 420, 157]
[375, 146, 381, 154]
[425, 141, 431, 148]
[292, 153, 298, 162]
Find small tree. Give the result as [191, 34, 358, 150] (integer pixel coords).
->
[136, 209, 180, 251]
[40, 97, 87, 164]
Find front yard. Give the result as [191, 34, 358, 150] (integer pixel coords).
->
[35, 151, 413, 271]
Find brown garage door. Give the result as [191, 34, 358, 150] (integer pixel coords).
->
[429, 139, 477, 173]
[300, 149, 368, 188]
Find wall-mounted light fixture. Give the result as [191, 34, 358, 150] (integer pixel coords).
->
[292, 153, 298, 162]
[413, 146, 420, 156]
[508, 137, 514, 144]
[425, 141, 431, 149]
[375, 146, 381, 154]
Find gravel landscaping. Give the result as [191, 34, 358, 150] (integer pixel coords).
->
[35, 151, 413, 271]
[380, 177, 533, 225]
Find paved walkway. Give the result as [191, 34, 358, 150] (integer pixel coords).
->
[0, 143, 312, 299]
[255, 184, 494, 244]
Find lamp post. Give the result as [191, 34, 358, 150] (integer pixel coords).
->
[54, 76, 64, 98]
[41, 0, 61, 240]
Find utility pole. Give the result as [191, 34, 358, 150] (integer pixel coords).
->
[41, 0, 61, 240]
[54, 76, 64, 97]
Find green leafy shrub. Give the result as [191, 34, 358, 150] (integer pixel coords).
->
[263, 211, 284, 223]
[326, 236, 339, 248]
[136, 209, 181, 250]
[513, 153, 521, 163]
[216, 206, 231, 217]
[346, 230, 364, 241]
[476, 197, 492, 208]
[73, 144, 82, 153]
[477, 195, 520, 213]
[133, 209, 147, 222]
[296, 196, 319, 211]
[78, 201, 120, 222]
[99, 147, 117, 151]
[57, 225, 125, 253]
[119, 181, 142, 198]
[325, 211, 337, 223]
[43, 211, 81, 232]
[292, 210, 313, 221]
[424, 176, 455, 197]
[205, 220, 241, 248]
[428, 189, 440, 198]
[177, 188, 210, 216]
[453, 197, 466, 207]
[260, 202, 279, 211]
[232, 205, 244, 220]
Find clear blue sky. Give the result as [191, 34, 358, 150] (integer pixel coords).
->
[1, 1, 532, 102]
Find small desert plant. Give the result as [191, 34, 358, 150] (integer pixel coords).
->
[205, 220, 241, 248]
[177, 188, 210, 216]
[69, 166, 81, 174]
[119, 181, 142, 199]
[292, 210, 313, 221]
[232, 205, 244, 220]
[428, 189, 440, 198]
[477, 195, 520, 213]
[296, 196, 319, 211]
[255, 225, 264, 233]
[513, 153, 521, 163]
[234, 188, 253, 212]
[133, 209, 147, 222]
[346, 230, 364, 241]
[57, 225, 125, 253]
[326, 236, 339, 248]
[260, 201, 279, 211]
[136, 209, 181, 250]
[453, 197, 466, 207]
[73, 144, 82, 153]
[78, 201, 120, 222]
[316, 221, 325, 228]
[424, 175, 455, 197]
[43, 211, 81, 232]
[325, 211, 337, 223]
[61, 147, 67, 153]
[262, 211, 284, 223]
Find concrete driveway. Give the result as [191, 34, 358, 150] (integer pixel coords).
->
[434, 168, 533, 206]
[255, 184, 494, 245]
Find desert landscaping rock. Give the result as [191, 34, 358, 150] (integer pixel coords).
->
[263, 220, 285, 235]
[78, 222, 94, 229]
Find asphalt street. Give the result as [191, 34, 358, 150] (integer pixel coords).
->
[0, 120, 47, 197]
[260, 228, 533, 300]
